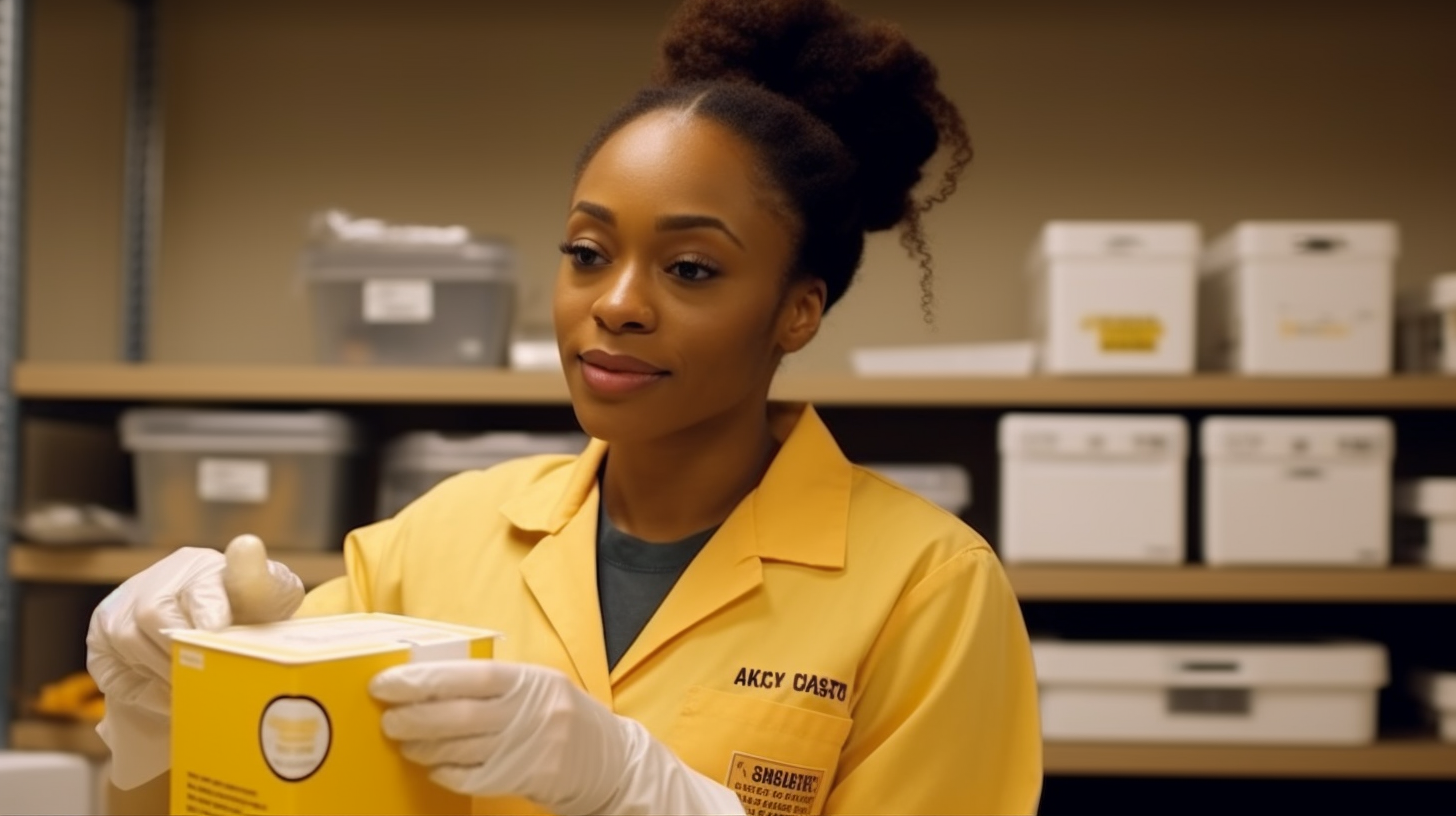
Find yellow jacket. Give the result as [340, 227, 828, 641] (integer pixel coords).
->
[299, 404, 1042, 815]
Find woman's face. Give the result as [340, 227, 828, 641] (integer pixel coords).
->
[554, 110, 825, 443]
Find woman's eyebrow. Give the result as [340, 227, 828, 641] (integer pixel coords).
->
[656, 214, 745, 249]
[571, 200, 616, 225]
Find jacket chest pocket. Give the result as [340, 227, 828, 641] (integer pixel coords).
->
[667, 686, 853, 816]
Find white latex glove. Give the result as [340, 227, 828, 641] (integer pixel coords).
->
[371, 661, 745, 816]
[86, 535, 304, 789]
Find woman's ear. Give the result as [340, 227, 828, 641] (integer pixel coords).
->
[775, 277, 827, 354]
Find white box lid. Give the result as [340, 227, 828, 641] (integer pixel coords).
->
[120, 409, 358, 454]
[862, 463, 972, 514]
[1032, 639, 1388, 688]
[1202, 221, 1399, 268]
[168, 613, 500, 665]
[1416, 672, 1456, 711]
[383, 430, 590, 474]
[999, 413, 1188, 459]
[1395, 478, 1456, 518]
[1033, 221, 1201, 262]
[1200, 416, 1393, 461]
[302, 240, 516, 283]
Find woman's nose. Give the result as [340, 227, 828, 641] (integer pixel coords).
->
[591, 263, 657, 334]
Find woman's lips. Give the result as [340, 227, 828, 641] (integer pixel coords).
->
[578, 351, 669, 396]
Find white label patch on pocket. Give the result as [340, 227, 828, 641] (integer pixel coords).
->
[197, 458, 270, 503]
[725, 752, 825, 816]
[363, 279, 435, 324]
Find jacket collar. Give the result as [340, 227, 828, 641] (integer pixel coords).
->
[501, 403, 849, 569]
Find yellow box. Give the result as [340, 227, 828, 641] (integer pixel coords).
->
[169, 613, 499, 815]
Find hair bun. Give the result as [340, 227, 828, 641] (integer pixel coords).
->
[655, 0, 967, 232]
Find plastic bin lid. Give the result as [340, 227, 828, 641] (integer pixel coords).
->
[1202, 221, 1400, 269]
[1031, 639, 1388, 689]
[301, 240, 516, 283]
[998, 413, 1188, 459]
[1201, 416, 1393, 462]
[1032, 221, 1200, 262]
[863, 463, 972, 513]
[1395, 478, 1456, 519]
[383, 431, 590, 473]
[120, 409, 357, 454]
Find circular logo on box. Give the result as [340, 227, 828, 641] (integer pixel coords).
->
[259, 696, 332, 782]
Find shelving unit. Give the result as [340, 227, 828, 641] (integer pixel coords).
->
[12, 543, 1456, 603]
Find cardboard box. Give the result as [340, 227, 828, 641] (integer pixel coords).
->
[170, 613, 499, 815]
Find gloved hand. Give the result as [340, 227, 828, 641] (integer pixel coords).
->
[86, 535, 304, 789]
[371, 661, 745, 816]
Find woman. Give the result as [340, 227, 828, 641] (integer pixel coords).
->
[87, 0, 1042, 813]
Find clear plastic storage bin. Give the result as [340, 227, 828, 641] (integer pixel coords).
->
[121, 409, 358, 551]
[302, 238, 516, 367]
[378, 431, 590, 519]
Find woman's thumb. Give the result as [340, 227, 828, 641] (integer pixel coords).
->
[223, 534, 304, 625]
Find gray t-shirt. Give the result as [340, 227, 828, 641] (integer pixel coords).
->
[596, 494, 718, 670]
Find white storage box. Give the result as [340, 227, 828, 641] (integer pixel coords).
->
[999, 414, 1188, 564]
[1033, 640, 1387, 745]
[378, 431, 589, 518]
[1029, 221, 1200, 375]
[0, 751, 96, 815]
[121, 409, 358, 551]
[1395, 478, 1456, 568]
[1198, 221, 1398, 375]
[1201, 417, 1393, 566]
[1397, 273, 1456, 374]
[863, 463, 972, 515]
[1415, 672, 1456, 742]
[303, 240, 516, 367]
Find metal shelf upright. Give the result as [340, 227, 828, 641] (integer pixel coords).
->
[0, 0, 26, 748]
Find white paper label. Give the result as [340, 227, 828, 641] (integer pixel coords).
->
[363, 279, 434, 324]
[260, 697, 332, 781]
[197, 458, 270, 503]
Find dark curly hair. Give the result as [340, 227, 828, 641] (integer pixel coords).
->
[575, 0, 971, 320]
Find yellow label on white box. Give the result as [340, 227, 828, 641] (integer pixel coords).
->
[1081, 315, 1164, 353]
[170, 613, 499, 816]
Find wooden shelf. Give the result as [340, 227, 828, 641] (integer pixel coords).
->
[1043, 739, 1456, 779]
[11, 718, 108, 759]
[11, 718, 1454, 779]
[8, 544, 345, 588]
[1007, 565, 1456, 603]
[14, 363, 1456, 408]
[12, 545, 1455, 602]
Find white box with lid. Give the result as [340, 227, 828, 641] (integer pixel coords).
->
[0, 751, 96, 815]
[1198, 221, 1398, 375]
[1033, 639, 1387, 744]
[1201, 417, 1393, 566]
[121, 409, 358, 551]
[1397, 273, 1456, 374]
[1029, 221, 1200, 375]
[863, 463, 972, 516]
[1415, 672, 1456, 742]
[302, 238, 517, 367]
[1395, 478, 1456, 568]
[999, 414, 1188, 564]
[378, 430, 590, 519]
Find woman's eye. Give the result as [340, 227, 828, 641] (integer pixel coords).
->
[558, 241, 607, 267]
[667, 258, 717, 282]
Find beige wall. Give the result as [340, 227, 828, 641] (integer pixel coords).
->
[24, 0, 1456, 370]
